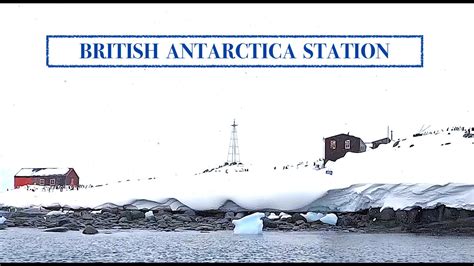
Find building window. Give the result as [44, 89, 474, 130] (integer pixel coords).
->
[330, 140, 336, 150]
[345, 140, 351, 149]
[39, 179, 45, 185]
[50, 179, 55, 186]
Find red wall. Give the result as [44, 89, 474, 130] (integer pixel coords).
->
[14, 177, 34, 188]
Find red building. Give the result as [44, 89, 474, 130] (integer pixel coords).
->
[14, 168, 80, 189]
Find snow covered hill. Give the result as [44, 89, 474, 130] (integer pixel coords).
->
[1, 127, 473, 212]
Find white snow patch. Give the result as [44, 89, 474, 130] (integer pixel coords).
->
[145, 210, 154, 218]
[279, 212, 292, 219]
[232, 212, 264, 235]
[267, 213, 279, 220]
[0, 216, 6, 224]
[46, 210, 72, 216]
[16, 168, 70, 177]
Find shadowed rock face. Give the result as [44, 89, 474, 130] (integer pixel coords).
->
[82, 225, 98, 235]
[335, 205, 474, 235]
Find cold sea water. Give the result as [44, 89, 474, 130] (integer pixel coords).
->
[0, 228, 473, 262]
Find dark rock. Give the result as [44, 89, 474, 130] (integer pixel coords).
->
[155, 209, 172, 216]
[406, 207, 422, 224]
[163, 215, 172, 223]
[118, 223, 131, 229]
[262, 217, 278, 228]
[58, 218, 71, 226]
[10, 211, 47, 218]
[395, 210, 408, 224]
[4, 221, 15, 227]
[459, 209, 474, 219]
[157, 222, 168, 229]
[289, 213, 306, 223]
[121, 210, 145, 220]
[63, 223, 81, 231]
[195, 225, 215, 231]
[295, 220, 305, 226]
[183, 209, 196, 216]
[368, 207, 381, 220]
[0, 224, 6, 230]
[336, 216, 353, 227]
[380, 208, 396, 221]
[44, 227, 69, 232]
[174, 215, 193, 223]
[120, 211, 132, 220]
[101, 208, 120, 215]
[82, 225, 99, 235]
[145, 215, 157, 222]
[224, 212, 235, 219]
[235, 213, 246, 219]
[46, 223, 59, 228]
[216, 218, 230, 224]
[442, 208, 459, 221]
[421, 207, 443, 224]
[81, 213, 93, 220]
[132, 210, 145, 220]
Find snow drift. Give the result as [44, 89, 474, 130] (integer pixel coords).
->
[0, 128, 473, 213]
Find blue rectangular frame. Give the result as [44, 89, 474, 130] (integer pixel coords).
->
[46, 35, 424, 68]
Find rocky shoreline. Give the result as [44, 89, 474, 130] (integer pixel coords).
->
[1, 204, 473, 236]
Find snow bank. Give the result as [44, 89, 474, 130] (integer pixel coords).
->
[319, 213, 338, 225]
[0, 216, 6, 224]
[232, 212, 264, 235]
[0, 130, 473, 213]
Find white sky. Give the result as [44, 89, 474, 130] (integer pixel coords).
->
[0, 4, 473, 191]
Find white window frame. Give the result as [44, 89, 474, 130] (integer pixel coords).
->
[50, 179, 55, 186]
[330, 140, 336, 150]
[39, 179, 45, 185]
[345, 140, 351, 150]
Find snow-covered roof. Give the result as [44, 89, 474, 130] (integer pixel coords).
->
[15, 168, 71, 177]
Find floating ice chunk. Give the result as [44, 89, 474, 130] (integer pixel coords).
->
[145, 210, 154, 218]
[279, 212, 291, 219]
[267, 213, 279, 220]
[232, 212, 265, 235]
[0, 216, 6, 224]
[319, 213, 338, 225]
[302, 212, 324, 222]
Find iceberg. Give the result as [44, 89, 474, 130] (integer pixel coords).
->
[145, 210, 154, 218]
[232, 212, 265, 235]
[319, 213, 338, 225]
[302, 212, 324, 222]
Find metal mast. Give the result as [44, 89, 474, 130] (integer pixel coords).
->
[227, 119, 240, 164]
